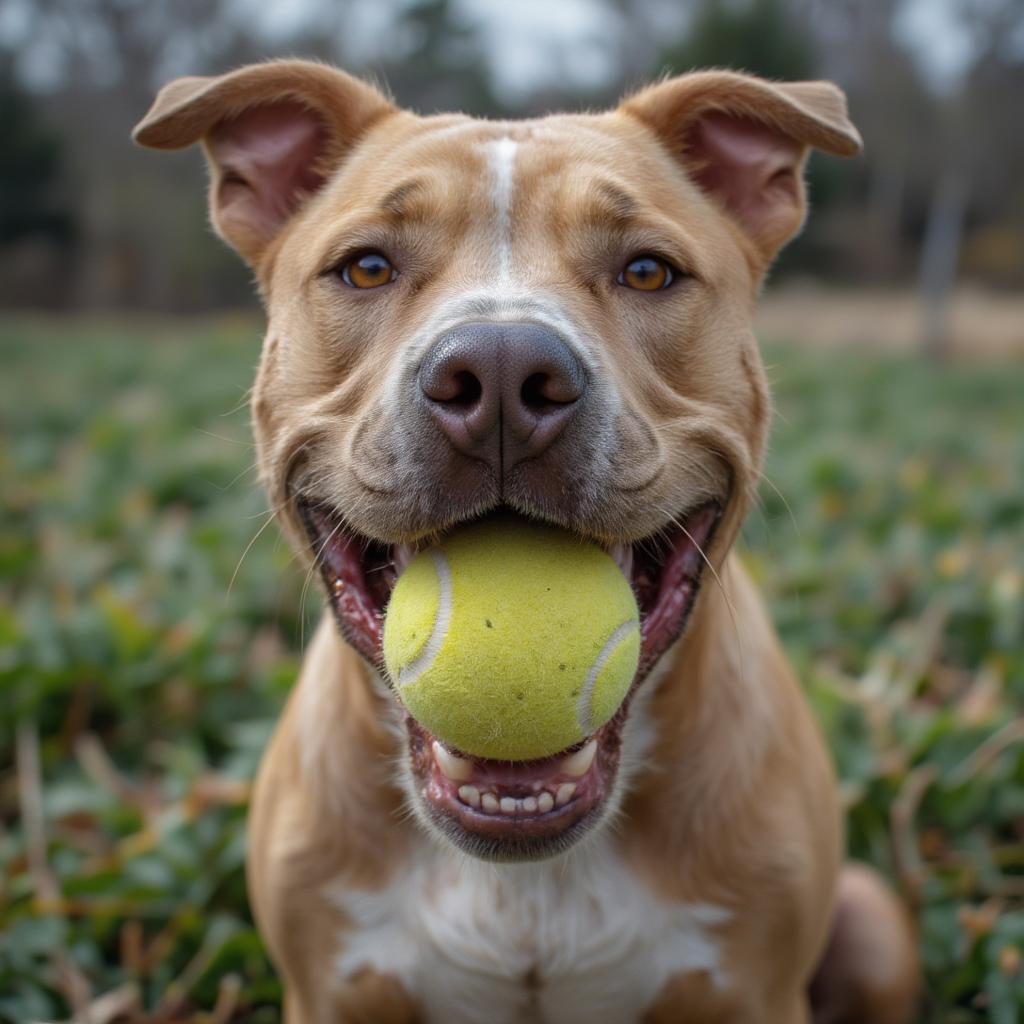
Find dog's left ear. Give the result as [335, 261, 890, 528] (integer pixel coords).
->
[621, 71, 861, 264]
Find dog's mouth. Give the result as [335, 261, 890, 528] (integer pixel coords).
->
[298, 500, 720, 858]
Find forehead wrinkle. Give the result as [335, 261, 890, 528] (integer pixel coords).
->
[575, 179, 644, 227]
[377, 178, 426, 217]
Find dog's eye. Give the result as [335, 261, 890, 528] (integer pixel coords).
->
[341, 252, 397, 289]
[618, 256, 673, 291]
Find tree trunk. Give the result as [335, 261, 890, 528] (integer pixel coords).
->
[917, 166, 969, 362]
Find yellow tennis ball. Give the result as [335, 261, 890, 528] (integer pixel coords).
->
[383, 516, 640, 761]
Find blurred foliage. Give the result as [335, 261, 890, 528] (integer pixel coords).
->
[1, 317, 1023, 1021]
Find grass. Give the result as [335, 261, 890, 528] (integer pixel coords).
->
[1, 315, 1022, 1022]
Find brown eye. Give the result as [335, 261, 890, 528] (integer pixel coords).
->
[619, 256, 673, 291]
[341, 252, 397, 289]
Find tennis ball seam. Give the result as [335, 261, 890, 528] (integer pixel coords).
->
[395, 549, 453, 689]
[575, 618, 640, 734]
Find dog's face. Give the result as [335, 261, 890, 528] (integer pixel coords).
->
[136, 63, 859, 859]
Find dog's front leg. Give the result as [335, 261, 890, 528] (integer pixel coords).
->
[247, 621, 420, 1024]
[643, 974, 812, 1024]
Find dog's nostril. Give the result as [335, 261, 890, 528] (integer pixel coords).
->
[446, 370, 483, 410]
[521, 372, 577, 412]
[426, 368, 483, 409]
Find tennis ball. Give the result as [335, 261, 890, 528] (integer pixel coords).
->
[382, 516, 640, 761]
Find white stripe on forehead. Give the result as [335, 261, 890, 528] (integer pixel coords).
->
[483, 137, 519, 283]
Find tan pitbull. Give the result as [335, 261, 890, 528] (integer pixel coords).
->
[135, 60, 919, 1023]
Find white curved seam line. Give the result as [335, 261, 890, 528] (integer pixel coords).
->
[397, 550, 453, 689]
[575, 619, 639, 734]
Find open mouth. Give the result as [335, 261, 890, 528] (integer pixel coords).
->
[299, 500, 720, 858]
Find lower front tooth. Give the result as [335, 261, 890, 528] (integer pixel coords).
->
[522, 796, 538, 813]
[499, 796, 516, 815]
[538, 792, 554, 813]
[458, 785, 481, 809]
[555, 782, 576, 806]
[482, 793, 499, 814]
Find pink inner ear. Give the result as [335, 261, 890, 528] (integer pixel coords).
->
[208, 102, 327, 245]
[688, 112, 805, 248]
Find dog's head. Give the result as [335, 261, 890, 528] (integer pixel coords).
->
[135, 61, 859, 859]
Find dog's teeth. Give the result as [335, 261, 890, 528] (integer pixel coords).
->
[522, 795, 538, 813]
[560, 739, 597, 778]
[392, 543, 418, 576]
[538, 791, 555, 813]
[482, 792, 500, 814]
[458, 785, 481, 809]
[608, 542, 634, 580]
[500, 796, 517, 815]
[555, 782, 577, 807]
[432, 741, 473, 782]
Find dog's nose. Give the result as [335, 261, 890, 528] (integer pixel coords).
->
[419, 322, 586, 468]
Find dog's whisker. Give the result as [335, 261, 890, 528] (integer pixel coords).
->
[227, 508, 280, 599]
[196, 428, 257, 448]
[654, 503, 746, 688]
[298, 563, 319, 651]
[298, 517, 346, 649]
[219, 383, 255, 419]
[217, 462, 261, 494]
[758, 472, 802, 538]
[244, 499, 283, 521]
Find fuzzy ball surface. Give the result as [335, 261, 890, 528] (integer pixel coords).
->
[382, 516, 640, 761]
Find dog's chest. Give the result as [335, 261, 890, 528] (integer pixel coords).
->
[330, 841, 731, 1024]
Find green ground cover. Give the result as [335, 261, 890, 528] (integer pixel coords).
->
[1, 317, 1022, 1022]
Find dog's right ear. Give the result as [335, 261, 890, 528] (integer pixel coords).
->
[621, 71, 861, 268]
[133, 60, 396, 266]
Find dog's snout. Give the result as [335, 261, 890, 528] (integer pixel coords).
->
[419, 322, 586, 467]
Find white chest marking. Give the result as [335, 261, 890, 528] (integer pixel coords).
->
[331, 840, 731, 1024]
[484, 137, 519, 284]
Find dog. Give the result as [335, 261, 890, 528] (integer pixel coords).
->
[134, 60, 920, 1023]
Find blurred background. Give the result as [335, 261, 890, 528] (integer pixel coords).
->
[3, 0, 1024, 353]
[1, 1, 1022, 1022]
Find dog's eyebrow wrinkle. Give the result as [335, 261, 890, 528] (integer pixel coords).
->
[378, 179, 426, 216]
[590, 181, 643, 223]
